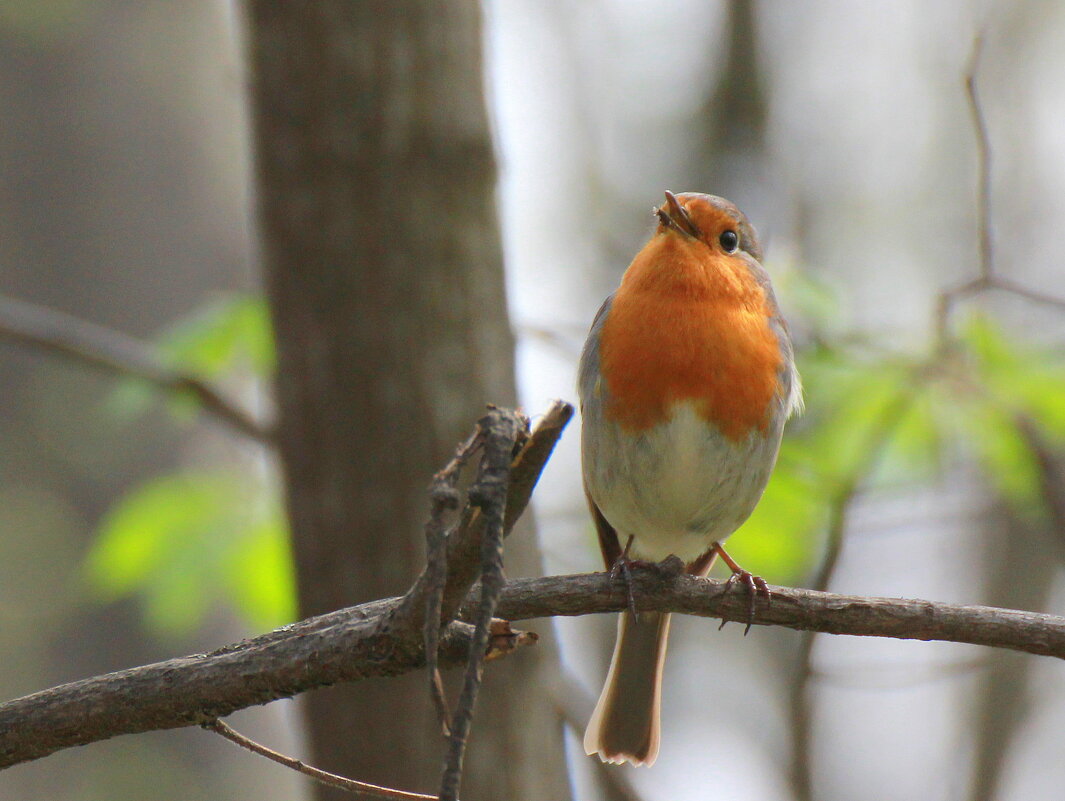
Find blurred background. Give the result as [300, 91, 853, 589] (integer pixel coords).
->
[2, 1, 1065, 800]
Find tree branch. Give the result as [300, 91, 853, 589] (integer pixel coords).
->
[1, 396, 1060, 782]
[204, 718, 439, 801]
[423, 425, 483, 737]
[3, 568, 1065, 771]
[492, 570, 1065, 659]
[0, 293, 273, 444]
[0, 400, 573, 775]
[439, 407, 523, 801]
[383, 400, 573, 639]
[935, 36, 1065, 341]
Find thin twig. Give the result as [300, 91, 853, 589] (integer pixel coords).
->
[384, 400, 573, 641]
[936, 36, 992, 343]
[987, 277, 1065, 314]
[439, 408, 522, 801]
[967, 33, 993, 285]
[424, 427, 484, 736]
[0, 293, 273, 444]
[934, 36, 1065, 341]
[204, 718, 439, 800]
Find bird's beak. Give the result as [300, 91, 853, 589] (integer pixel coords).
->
[656, 191, 700, 238]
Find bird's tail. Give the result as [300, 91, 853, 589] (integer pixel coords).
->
[583, 610, 672, 767]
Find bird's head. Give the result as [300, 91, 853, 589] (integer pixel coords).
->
[653, 190, 762, 264]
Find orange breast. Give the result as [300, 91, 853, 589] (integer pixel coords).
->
[599, 234, 782, 441]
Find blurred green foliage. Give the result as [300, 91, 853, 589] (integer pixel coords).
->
[85, 471, 294, 635]
[86, 294, 293, 637]
[728, 270, 1065, 582]
[160, 293, 275, 380]
[955, 315, 1065, 516]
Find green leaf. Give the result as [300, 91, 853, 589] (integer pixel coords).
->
[796, 351, 914, 488]
[728, 465, 827, 582]
[143, 553, 213, 634]
[222, 510, 296, 629]
[713, 345, 909, 581]
[102, 294, 274, 426]
[85, 472, 239, 598]
[160, 293, 275, 379]
[953, 397, 1045, 517]
[961, 313, 1015, 372]
[1013, 367, 1065, 441]
[85, 470, 294, 636]
[872, 383, 947, 482]
[961, 313, 1065, 444]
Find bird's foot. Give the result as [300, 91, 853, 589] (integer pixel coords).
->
[609, 536, 654, 619]
[713, 543, 771, 635]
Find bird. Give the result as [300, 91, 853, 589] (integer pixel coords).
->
[578, 191, 801, 767]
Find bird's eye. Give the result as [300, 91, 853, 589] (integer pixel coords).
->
[719, 230, 739, 253]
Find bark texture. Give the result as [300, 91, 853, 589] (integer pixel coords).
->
[244, 4, 570, 799]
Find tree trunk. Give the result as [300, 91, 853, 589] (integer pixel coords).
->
[244, 3, 571, 799]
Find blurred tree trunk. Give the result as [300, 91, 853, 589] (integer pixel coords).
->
[693, 0, 767, 200]
[245, 4, 571, 800]
[968, 506, 1051, 801]
[969, 436, 1065, 801]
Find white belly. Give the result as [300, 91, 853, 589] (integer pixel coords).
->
[582, 401, 783, 563]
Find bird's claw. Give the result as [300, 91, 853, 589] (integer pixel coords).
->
[720, 569, 771, 635]
[609, 555, 641, 620]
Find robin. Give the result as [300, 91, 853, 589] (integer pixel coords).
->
[579, 191, 801, 766]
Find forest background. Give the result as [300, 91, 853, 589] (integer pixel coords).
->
[1, 3, 1064, 801]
